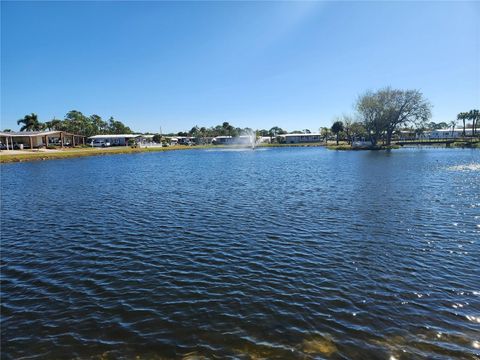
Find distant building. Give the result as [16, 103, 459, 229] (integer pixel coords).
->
[212, 135, 254, 145]
[87, 134, 162, 147]
[399, 128, 475, 140]
[0, 130, 85, 150]
[279, 133, 321, 144]
[135, 134, 155, 146]
[88, 134, 140, 146]
[426, 129, 473, 139]
[169, 136, 195, 145]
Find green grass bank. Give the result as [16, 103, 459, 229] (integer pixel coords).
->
[0, 145, 214, 164]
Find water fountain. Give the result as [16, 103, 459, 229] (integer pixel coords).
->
[210, 129, 262, 151]
[243, 129, 258, 150]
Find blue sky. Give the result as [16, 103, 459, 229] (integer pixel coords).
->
[1, 1, 479, 133]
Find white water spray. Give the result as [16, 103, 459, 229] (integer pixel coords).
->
[243, 129, 259, 150]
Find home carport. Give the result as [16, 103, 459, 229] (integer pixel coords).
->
[0, 131, 85, 150]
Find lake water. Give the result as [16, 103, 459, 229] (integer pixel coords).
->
[1, 147, 479, 359]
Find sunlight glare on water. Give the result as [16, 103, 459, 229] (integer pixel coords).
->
[447, 162, 480, 171]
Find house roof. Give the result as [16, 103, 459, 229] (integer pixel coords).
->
[88, 134, 139, 139]
[281, 133, 321, 137]
[213, 135, 255, 139]
[433, 129, 472, 132]
[137, 134, 155, 139]
[0, 130, 80, 137]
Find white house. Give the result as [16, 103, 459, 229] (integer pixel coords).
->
[0, 130, 85, 149]
[279, 133, 322, 144]
[212, 135, 254, 145]
[422, 129, 473, 139]
[135, 134, 156, 146]
[88, 134, 142, 146]
[169, 136, 195, 145]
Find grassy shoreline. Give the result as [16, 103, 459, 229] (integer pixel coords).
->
[327, 144, 401, 150]
[0, 143, 325, 164]
[327, 140, 479, 150]
[0, 145, 211, 164]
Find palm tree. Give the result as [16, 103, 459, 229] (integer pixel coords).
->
[44, 118, 62, 131]
[449, 120, 457, 138]
[320, 127, 330, 143]
[331, 121, 344, 145]
[415, 126, 426, 140]
[17, 113, 43, 131]
[468, 109, 479, 136]
[457, 112, 468, 137]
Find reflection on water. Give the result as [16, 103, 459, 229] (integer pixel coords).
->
[1, 147, 479, 359]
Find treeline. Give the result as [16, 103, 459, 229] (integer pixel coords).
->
[13, 111, 133, 138]
[9, 94, 478, 144]
[175, 122, 289, 138]
[456, 110, 479, 135]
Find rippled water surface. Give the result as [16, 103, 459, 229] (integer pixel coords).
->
[1, 147, 479, 359]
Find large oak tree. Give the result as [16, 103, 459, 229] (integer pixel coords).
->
[356, 88, 432, 145]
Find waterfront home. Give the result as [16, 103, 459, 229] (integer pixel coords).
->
[0, 130, 85, 150]
[211, 135, 254, 145]
[211, 136, 232, 145]
[169, 136, 195, 146]
[399, 128, 475, 141]
[88, 134, 140, 146]
[399, 130, 416, 139]
[135, 134, 156, 146]
[279, 133, 322, 144]
[425, 128, 474, 139]
[178, 136, 195, 145]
